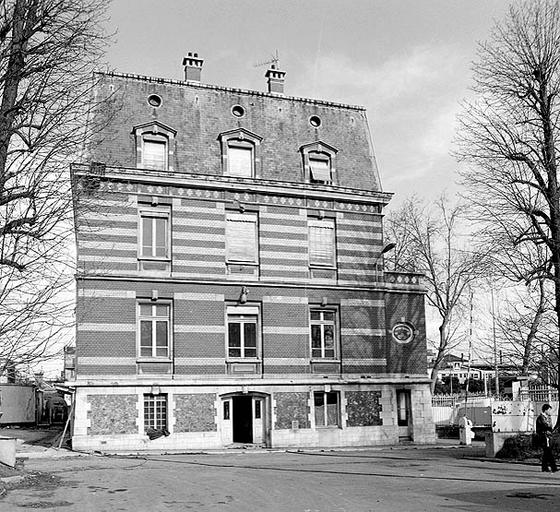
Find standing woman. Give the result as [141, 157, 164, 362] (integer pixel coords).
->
[536, 404, 558, 473]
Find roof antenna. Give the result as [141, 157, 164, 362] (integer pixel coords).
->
[254, 49, 280, 69]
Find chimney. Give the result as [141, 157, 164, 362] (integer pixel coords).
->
[183, 52, 204, 82]
[265, 64, 286, 94]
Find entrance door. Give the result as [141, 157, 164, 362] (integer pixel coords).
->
[233, 396, 253, 443]
[396, 390, 412, 440]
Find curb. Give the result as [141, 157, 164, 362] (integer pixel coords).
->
[16, 448, 89, 460]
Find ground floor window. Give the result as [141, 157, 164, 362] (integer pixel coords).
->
[144, 393, 167, 431]
[314, 391, 339, 427]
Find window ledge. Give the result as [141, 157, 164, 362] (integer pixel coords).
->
[226, 358, 262, 362]
[311, 359, 341, 363]
[137, 358, 173, 363]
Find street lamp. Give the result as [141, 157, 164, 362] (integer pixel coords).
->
[374, 242, 396, 272]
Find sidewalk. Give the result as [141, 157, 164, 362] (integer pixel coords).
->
[0, 426, 84, 460]
[0, 427, 535, 465]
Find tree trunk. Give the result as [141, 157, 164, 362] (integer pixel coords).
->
[430, 320, 449, 393]
[522, 279, 546, 376]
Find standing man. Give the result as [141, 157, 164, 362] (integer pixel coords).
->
[536, 404, 557, 473]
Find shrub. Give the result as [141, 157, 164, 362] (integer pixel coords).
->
[495, 433, 560, 460]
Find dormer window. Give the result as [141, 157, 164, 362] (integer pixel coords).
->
[219, 128, 262, 178]
[309, 154, 331, 183]
[143, 137, 167, 170]
[300, 141, 338, 185]
[228, 143, 253, 177]
[133, 121, 177, 171]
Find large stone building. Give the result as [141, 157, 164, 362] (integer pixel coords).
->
[69, 55, 435, 451]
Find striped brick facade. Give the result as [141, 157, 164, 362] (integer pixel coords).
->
[69, 69, 435, 451]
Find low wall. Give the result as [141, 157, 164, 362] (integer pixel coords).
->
[0, 437, 16, 467]
[0, 384, 36, 424]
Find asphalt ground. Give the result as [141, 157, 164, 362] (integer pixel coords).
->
[1, 445, 559, 511]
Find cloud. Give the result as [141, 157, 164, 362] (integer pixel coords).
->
[290, 45, 470, 200]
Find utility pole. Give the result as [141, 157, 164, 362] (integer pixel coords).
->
[491, 286, 500, 397]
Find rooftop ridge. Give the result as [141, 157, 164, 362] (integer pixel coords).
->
[95, 70, 367, 112]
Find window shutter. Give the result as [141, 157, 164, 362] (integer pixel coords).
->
[309, 220, 335, 266]
[143, 140, 166, 170]
[309, 158, 331, 182]
[227, 215, 257, 262]
[228, 146, 253, 177]
[141, 216, 153, 257]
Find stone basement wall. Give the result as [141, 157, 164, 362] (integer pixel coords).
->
[71, 383, 434, 452]
[174, 393, 217, 432]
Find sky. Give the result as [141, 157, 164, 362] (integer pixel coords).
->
[103, 0, 510, 207]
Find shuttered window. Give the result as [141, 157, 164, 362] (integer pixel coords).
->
[143, 140, 167, 170]
[226, 213, 258, 263]
[309, 158, 331, 183]
[228, 146, 253, 177]
[309, 219, 335, 267]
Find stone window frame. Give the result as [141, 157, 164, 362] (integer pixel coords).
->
[137, 204, 171, 274]
[225, 211, 259, 265]
[225, 304, 262, 361]
[309, 306, 340, 361]
[218, 127, 263, 178]
[143, 393, 168, 432]
[300, 140, 338, 185]
[308, 216, 337, 269]
[313, 390, 340, 428]
[137, 300, 173, 361]
[133, 120, 177, 171]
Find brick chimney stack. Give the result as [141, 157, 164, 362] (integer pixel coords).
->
[265, 64, 286, 94]
[183, 52, 204, 82]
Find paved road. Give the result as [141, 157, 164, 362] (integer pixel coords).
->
[1, 446, 560, 511]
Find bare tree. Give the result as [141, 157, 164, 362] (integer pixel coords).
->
[483, 280, 551, 376]
[455, 0, 560, 420]
[0, 0, 110, 376]
[385, 196, 486, 392]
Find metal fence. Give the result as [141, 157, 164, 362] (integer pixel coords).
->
[518, 385, 559, 402]
[431, 394, 488, 425]
[432, 387, 560, 427]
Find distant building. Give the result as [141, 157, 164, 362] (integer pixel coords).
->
[68, 55, 435, 451]
[434, 353, 495, 386]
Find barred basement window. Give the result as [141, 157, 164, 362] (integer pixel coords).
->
[144, 394, 167, 431]
[314, 391, 340, 427]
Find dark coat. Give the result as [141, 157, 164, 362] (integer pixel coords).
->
[536, 412, 553, 447]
